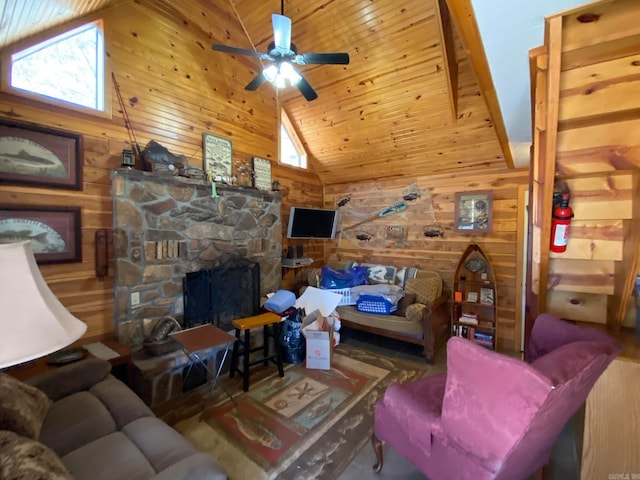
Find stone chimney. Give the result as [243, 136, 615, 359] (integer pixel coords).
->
[111, 170, 282, 348]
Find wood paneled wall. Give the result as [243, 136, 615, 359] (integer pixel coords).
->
[324, 168, 529, 352]
[0, 1, 323, 338]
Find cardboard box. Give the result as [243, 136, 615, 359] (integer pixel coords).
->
[296, 287, 343, 370]
[302, 310, 334, 370]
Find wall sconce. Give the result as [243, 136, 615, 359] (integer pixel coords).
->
[95, 229, 109, 280]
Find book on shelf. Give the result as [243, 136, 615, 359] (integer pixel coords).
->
[473, 331, 493, 342]
[454, 291, 463, 302]
[459, 314, 478, 325]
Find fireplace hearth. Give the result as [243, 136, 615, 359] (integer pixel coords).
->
[184, 258, 260, 331]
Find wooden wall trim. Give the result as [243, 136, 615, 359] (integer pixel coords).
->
[444, 0, 514, 168]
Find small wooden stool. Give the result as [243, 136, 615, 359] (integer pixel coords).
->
[230, 311, 285, 391]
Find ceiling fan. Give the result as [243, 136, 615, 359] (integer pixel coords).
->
[211, 1, 349, 101]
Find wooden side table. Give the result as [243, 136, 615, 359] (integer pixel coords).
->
[6, 334, 133, 383]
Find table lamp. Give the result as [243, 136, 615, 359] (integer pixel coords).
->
[0, 241, 87, 369]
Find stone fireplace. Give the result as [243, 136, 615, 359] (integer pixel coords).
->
[111, 169, 282, 349]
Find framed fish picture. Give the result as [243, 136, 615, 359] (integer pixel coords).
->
[0, 205, 82, 264]
[0, 119, 83, 190]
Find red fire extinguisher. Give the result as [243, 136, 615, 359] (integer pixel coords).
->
[550, 192, 574, 253]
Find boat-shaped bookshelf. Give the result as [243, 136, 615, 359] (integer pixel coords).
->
[451, 243, 497, 350]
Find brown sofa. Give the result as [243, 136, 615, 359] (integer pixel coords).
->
[0, 359, 226, 480]
[300, 261, 449, 362]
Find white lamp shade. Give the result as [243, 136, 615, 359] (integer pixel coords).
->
[0, 241, 87, 368]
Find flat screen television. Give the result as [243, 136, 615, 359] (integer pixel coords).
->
[287, 206, 340, 239]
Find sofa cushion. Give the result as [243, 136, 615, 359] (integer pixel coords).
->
[0, 430, 72, 480]
[27, 359, 112, 401]
[0, 373, 51, 439]
[89, 378, 155, 429]
[61, 431, 155, 480]
[393, 293, 416, 317]
[122, 416, 199, 473]
[40, 391, 116, 457]
[405, 277, 440, 304]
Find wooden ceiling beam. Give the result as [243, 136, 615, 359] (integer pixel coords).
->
[434, 0, 458, 122]
[443, 0, 514, 168]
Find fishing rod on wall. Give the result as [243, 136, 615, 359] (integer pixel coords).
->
[112, 72, 142, 167]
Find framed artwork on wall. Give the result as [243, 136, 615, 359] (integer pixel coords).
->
[252, 157, 271, 191]
[202, 132, 232, 180]
[0, 119, 83, 190]
[454, 191, 493, 234]
[0, 205, 82, 264]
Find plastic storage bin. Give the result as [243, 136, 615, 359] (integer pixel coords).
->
[356, 295, 397, 315]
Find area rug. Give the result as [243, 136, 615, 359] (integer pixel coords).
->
[169, 343, 437, 480]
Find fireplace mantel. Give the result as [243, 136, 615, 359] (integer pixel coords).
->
[111, 169, 282, 348]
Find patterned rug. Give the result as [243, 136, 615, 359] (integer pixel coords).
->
[164, 343, 435, 480]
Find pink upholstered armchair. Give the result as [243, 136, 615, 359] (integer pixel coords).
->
[371, 313, 621, 480]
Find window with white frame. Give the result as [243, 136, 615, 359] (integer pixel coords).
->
[8, 21, 105, 112]
[280, 109, 307, 168]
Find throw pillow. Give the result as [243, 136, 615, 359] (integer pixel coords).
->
[304, 268, 322, 288]
[405, 277, 440, 304]
[393, 293, 417, 317]
[0, 430, 72, 480]
[363, 264, 397, 284]
[405, 303, 425, 323]
[0, 373, 51, 439]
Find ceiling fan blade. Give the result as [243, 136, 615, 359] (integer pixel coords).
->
[245, 72, 267, 91]
[296, 74, 318, 101]
[212, 44, 270, 60]
[272, 14, 292, 51]
[295, 52, 350, 65]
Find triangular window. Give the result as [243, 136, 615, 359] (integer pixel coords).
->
[280, 109, 307, 169]
[9, 21, 105, 111]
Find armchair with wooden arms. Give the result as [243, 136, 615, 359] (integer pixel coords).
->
[371, 314, 621, 480]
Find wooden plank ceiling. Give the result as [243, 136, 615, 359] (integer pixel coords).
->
[0, 0, 510, 186]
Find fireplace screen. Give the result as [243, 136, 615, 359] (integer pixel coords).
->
[183, 259, 260, 331]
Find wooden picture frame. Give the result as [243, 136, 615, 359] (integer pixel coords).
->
[0, 119, 83, 190]
[480, 287, 494, 305]
[252, 156, 272, 191]
[202, 132, 232, 180]
[454, 191, 493, 233]
[0, 205, 82, 264]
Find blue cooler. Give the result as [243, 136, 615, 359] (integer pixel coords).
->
[264, 289, 296, 314]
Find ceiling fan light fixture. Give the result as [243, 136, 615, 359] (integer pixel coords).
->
[280, 62, 301, 85]
[263, 64, 278, 83]
[263, 62, 300, 88]
[211, 4, 347, 100]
